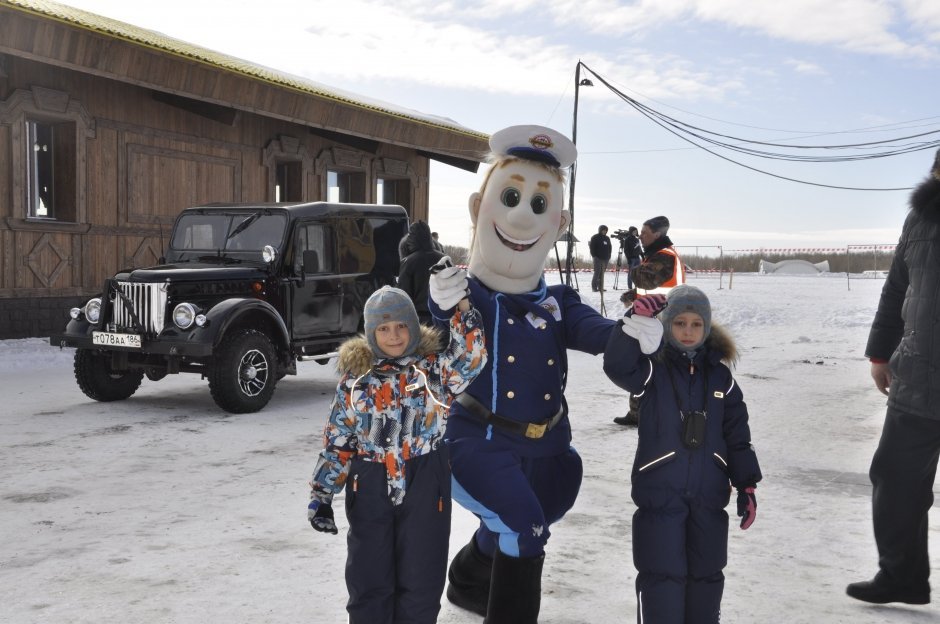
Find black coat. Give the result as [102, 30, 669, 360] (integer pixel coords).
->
[589, 233, 612, 261]
[624, 234, 642, 260]
[398, 222, 443, 323]
[867, 170, 940, 419]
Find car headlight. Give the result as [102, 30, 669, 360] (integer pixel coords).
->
[173, 302, 198, 329]
[84, 298, 101, 324]
[262, 245, 277, 263]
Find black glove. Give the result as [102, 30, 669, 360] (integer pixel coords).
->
[307, 500, 338, 534]
[736, 487, 757, 530]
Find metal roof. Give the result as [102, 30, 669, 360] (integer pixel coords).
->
[1, 0, 488, 146]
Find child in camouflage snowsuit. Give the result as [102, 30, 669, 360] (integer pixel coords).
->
[307, 286, 486, 624]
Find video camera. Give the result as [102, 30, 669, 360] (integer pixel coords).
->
[612, 229, 631, 241]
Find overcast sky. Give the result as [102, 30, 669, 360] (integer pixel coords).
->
[59, 0, 940, 252]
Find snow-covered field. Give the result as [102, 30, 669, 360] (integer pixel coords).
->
[2, 272, 938, 623]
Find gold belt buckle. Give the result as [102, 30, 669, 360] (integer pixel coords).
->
[525, 421, 547, 439]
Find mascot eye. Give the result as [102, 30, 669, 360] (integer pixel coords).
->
[501, 188, 521, 208]
[530, 194, 547, 214]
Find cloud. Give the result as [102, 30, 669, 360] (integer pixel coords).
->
[902, 0, 940, 42]
[784, 59, 828, 76]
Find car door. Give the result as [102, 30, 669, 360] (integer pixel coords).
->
[290, 221, 343, 338]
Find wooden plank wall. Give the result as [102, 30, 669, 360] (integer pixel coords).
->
[0, 55, 430, 303]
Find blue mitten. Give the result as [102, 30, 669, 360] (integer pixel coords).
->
[307, 500, 338, 534]
[621, 315, 664, 354]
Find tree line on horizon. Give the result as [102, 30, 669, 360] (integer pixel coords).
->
[439, 246, 896, 275]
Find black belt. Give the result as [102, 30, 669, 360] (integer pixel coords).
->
[456, 393, 565, 440]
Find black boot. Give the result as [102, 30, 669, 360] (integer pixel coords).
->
[483, 550, 544, 624]
[446, 537, 493, 616]
[846, 574, 930, 604]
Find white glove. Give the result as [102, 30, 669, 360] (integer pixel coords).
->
[622, 314, 663, 354]
[429, 256, 468, 310]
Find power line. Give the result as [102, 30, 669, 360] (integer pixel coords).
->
[579, 62, 936, 191]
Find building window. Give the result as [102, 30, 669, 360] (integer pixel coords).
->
[376, 177, 411, 210]
[275, 160, 303, 202]
[327, 169, 366, 203]
[27, 119, 77, 220]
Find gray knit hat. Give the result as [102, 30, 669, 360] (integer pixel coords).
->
[364, 286, 421, 358]
[661, 284, 711, 352]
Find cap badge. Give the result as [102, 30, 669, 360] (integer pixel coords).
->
[529, 134, 554, 150]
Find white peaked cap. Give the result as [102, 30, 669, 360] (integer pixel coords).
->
[489, 125, 577, 169]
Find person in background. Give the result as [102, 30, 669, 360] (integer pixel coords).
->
[624, 226, 642, 289]
[589, 224, 613, 292]
[431, 231, 445, 253]
[846, 148, 940, 606]
[398, 220, 425, 260]
[399, 221, 445, 325]
[603, 285, 762, 624]
[306, 283, 486, 624]
[614, 215, 685, 426]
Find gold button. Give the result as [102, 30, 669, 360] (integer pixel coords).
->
[507, 391, 515, 399]
[507, 355, 515, 363]
[547, 359, 555, 365]
[539, 324, 546, 330]
[507, 318, 515, 325]
[544, 394, 551, 400]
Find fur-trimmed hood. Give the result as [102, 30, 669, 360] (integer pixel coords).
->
[337, 325, 444, 376]
[910, 171, 940, 224]
[659, 321, 737, 367]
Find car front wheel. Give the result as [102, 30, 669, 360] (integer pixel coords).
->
[208, 329, 278, 413]
[74, 348, 144, 402]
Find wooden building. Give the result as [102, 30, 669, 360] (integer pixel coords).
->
[0, 0, 488, 339]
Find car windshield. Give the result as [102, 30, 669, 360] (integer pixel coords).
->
[170, 212, 287, 253]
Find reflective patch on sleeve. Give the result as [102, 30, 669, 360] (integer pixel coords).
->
[713, 391, 724, 398]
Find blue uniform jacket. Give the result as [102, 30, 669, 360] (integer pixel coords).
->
[432, 276, 616, 457]
[603, 320, 762, 507]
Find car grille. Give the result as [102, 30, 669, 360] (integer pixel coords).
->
[111, 281, 168, 334]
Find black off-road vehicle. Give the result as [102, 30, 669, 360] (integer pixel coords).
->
[51, 202, 408, 413]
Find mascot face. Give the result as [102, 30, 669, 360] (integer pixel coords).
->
[468, 158, 569, 294]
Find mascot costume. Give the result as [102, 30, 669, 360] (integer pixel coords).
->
[428, 125, 617, 623]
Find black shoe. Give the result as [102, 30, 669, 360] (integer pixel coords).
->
[613, 413, 638, 426]
[846, 577, 930, 605]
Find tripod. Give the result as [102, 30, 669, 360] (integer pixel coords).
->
[613, 244, 625, 290]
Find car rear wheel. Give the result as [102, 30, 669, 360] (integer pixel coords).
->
[74, 348, 144, 402]
[208, 329, 278, 413]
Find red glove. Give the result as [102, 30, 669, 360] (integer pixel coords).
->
[737, 487, 757, 530]
[632, 294, 667, 318]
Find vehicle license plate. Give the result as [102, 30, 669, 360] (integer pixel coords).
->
[92, 331, 142, 348]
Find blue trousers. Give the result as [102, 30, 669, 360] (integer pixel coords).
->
[344, 449, 451, 624]
[448, 437, 583, 558]
[632, 492, 728, 624]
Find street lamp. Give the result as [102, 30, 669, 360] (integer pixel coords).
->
[565, 61, 592, 288]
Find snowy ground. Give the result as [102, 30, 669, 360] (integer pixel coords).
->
[2, 272, 939, 624]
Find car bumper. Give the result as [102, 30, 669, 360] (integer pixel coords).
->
[49, 333, 215, 357]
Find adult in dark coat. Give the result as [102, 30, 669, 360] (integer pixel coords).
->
[398, 221, 444, 324]
[589, 225, 612, 292]
[623, 226, 642, 289]
[847, 148, 940, 606]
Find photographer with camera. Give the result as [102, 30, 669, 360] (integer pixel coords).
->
[612, 227, 643, 289]
[589, 225, 613, 292]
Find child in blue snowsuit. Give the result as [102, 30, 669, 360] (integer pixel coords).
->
[306, 286, 486, 624]
[603, 285, 762, 624]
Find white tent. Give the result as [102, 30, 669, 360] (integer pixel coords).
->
[759, 259, 830, 274]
